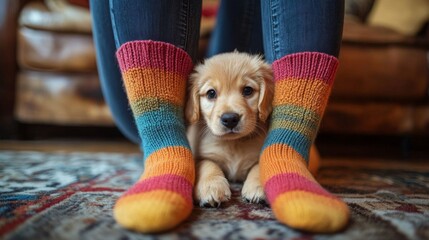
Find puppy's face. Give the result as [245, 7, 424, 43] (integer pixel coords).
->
[186, 52, 273, 140]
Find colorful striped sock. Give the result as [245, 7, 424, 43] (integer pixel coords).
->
[260, 52, 350, 233]
[113, 40, 195, 233]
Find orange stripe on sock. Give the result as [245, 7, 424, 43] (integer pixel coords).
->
[122, 68, 187, 106]
[273, 78, 331, 115]
[115, 189, 191, 208]
[271, 191, 350, 232]
[260, 144, 316, 185]
[140, 146, 195, 184]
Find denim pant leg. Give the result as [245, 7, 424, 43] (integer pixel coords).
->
[90, 0, 202, 144]
[90, 0, 140, 143]
[109, 0, 202, 61]
[261, 0, 345, 63]
[206, 0, 264, 57]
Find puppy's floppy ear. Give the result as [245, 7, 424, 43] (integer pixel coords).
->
[185, 71, 201, 124]
[258, 62, 274, 123]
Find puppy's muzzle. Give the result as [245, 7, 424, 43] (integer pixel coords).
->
[220, 112, 240, 129]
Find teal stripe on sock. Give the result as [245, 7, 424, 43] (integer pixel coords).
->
[262, 128, 312, 161]
[134, 103, 189, 160]
[135, 106, 189, 159]
[134, 102, 184, 126]
[139, 123, 190, 160]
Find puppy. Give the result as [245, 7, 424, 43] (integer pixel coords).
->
[185, 52, 273, 207]
[186, 52, 320, 207]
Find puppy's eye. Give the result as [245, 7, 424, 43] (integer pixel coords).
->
[242, 86, 254, 97]
[206, 89, 217, 100]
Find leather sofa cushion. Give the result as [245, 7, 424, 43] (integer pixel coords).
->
[19, 1, 91, 33]
[333, 41, 428, 101]
[15, 70, 113, 126]
[335, 19, 429, 102]
[18, 27, 96, 72]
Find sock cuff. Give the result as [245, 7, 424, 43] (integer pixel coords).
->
[116, 40, 194, 76]
[272, 52, 339, 85]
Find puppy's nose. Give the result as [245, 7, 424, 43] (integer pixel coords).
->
[220, 113, 240, 129]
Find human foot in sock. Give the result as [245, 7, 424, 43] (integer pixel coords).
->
[113, 41, 195, 233]
[260, 52, 349, 233]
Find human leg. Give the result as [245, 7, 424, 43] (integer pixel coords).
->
[206, 0, 264, 57]
[92, 0, 202, 232]
[260, 0, 349, 233]
[90, 0, 139, 143]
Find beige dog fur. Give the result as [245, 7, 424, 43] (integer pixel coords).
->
[186, 52, 320, 207]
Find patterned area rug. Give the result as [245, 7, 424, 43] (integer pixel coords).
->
[1, 150, 428, 240]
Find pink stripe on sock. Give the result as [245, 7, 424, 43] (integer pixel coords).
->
[264, 173, 338, 203]
[116, 40, 194, 75]
[122, 174, 193, 203]
[272, 52, 338, 85]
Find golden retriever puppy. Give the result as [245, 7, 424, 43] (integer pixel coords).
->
[186, 51, 320, 207]
[186, 52, 273, 207]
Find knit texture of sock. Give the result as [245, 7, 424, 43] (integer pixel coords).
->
[113, 40, 194, 233]
[260, 52, 349, 233]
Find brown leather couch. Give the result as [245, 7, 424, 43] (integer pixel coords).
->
[16, 0, 113, 126]
[1, 0, 429, 139]
[322, 15, 429, 135]
[0, 0, 113, 139]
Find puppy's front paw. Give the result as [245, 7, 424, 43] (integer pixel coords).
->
[195, 176, 231, 208]
[241, 180, 266, 204]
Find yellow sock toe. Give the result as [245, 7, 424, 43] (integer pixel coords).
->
[272, 191, 349, 233]
[114, 190, 192, 233]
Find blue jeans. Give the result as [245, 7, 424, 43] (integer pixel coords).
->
[208, 0, 344, 62]
[90, 0, 344, 143]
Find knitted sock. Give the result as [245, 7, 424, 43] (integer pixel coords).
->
[260, 52, 349, 233]
[113, 40, 194, 233]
